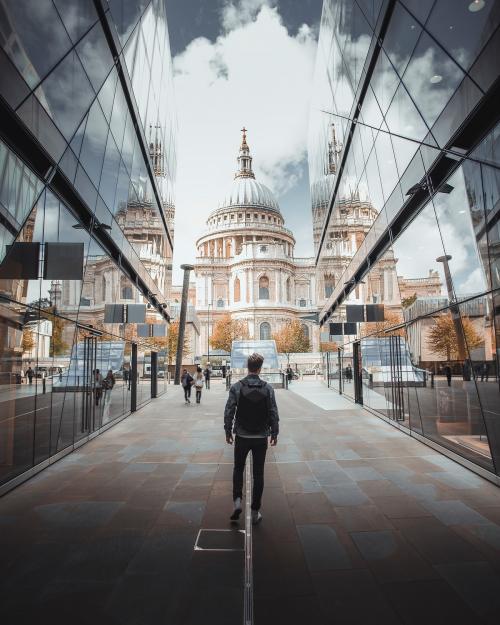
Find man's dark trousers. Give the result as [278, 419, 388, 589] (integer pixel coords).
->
[233, 436, 267, 511]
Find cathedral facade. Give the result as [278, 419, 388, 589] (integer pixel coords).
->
[193, 130, 319, 356]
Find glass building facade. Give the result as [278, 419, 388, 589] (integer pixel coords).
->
[310, 0, 500, 480]
[0, 1, 175, 492]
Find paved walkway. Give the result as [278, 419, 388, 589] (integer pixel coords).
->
[1, 379, 500, 624]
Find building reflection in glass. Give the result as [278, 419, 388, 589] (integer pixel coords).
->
[312, 0, 500, 478]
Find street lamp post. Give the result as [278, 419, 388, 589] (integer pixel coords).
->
[207, 302, 212, 363]
[174, 264, 194, 385]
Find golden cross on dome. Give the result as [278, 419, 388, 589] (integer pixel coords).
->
[240, 127, 248, 146]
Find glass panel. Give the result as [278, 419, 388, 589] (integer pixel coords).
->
[382, 2, 422, 77]
[481, 163, 500, 290]
[481, 291, 500, 472]
[79, 100, 109, 186]
[53, 0, 99, 44]
[426, 0, 500, 72]
[341, 1, 373, 89]
[431, 77, 482, 149]
[0, 47, 30, 109]
[399, 0, 435, 24]
[391, 201, 448, 314]
[35, 50, 94, 141]
[99, 133, 121, 211]
[108, 0, 149, 48]
[370, 50, 400, 117]
[0, 0, 72, 88]
[433, 167, 489, 300]
[16, 94, 68, 163]
[385, 82, 430, 144]
[77, 21, 114, 94]
[402, 32, 465, 130]
[0, 139, 44, 234]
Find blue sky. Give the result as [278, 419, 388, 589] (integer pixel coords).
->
[167, 0, 323, 283]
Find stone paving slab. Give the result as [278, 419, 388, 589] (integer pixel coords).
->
[1, 379, 500, 624]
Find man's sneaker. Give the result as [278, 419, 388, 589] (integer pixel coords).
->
[251, 510, 262, 525]
[230, 498, 242, 521]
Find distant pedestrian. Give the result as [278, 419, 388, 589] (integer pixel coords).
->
[225, 353, 279, 525]
[443, 365, 452, 387]
[204, 364, 211, 389]
[193, 366, 205, 403]
[481, 362, 489, 382]
[123, 367, 131, 390]
[345, 364, 353, 381]
[26, 366, 34, 385]
[181, 368, 193, 404]
[94, 369, 104, 405]
[286, 365, 293, 385]
[104, 369, 115, 390]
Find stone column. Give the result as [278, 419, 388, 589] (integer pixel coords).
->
[248, 269, 253, 304]
[241, 269, 247, 303]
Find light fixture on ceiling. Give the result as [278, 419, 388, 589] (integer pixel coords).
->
[468, 0, 485, 12]
[430, 75, 443, 84]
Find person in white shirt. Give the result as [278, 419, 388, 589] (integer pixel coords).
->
[193, 366, 205, 404]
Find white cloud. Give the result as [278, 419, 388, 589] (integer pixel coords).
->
[171, 2, 317, 282]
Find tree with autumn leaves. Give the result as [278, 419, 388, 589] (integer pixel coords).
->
[273, 319, 310, 363]
[209, 313, 249, 353]
[427, 314, 483, 360]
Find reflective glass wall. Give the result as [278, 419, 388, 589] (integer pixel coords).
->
[312, 0, 500, 478]
[0, 1, 175, 490]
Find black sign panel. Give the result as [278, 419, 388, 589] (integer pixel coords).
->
[366, 304, 384, 321]
[127, 304, 146, 323]
[152, 324, 166, 337]
[0, 242, 40, 279]
[136, 324, 149, 337]
[44, 243, 84, 279]
[329, 323, 343, 335]
[346, 305, 365, 322]
[104, 304, 125, 323]
[343, 323, 357, 335]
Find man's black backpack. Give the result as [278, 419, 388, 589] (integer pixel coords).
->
[236, 379, 269, 433]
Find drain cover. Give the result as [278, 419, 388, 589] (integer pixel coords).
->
[194, 529, 245, 551]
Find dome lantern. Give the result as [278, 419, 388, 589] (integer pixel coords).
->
[235, 127, 255, 179]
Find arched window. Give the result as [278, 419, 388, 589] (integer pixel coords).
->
[234, 277, 241, 302]
[301, 324, 309, 339]
[259, 276, 269, 300]
[121, 276, 133, 300]
[286, 277, 292, 302]
[324, 275, 335, 298]
[260, 322, 271, 340]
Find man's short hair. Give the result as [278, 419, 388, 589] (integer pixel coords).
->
[248, 353, 264, 372]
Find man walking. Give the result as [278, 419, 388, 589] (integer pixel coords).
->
[181, 368, 193, 404]
[224, 353, 279, 525]
[204, 363, 211, 389]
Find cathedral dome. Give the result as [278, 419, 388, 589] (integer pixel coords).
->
[218, 177, 279, 212]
